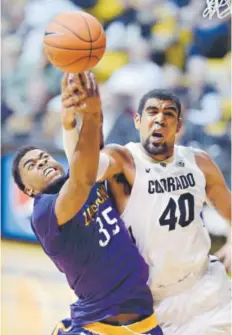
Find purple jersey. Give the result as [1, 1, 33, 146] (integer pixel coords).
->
[32, 182, 153, 327]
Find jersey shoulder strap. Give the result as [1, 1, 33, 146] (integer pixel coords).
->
[175, 145, 198, 165]
[125, 142, 140, 154]
[125, 142, 149, 167]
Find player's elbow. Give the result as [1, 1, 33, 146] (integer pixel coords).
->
[69, 163, 97, 188]
[68, 174, 96, 193]
[67, 175, 95, 197]
[80, 171, 97, 188]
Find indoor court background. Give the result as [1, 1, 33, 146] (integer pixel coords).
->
[2, 240, 74, 335]
[1, 0, 231, 334]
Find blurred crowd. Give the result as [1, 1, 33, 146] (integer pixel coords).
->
[2, 0, 231, 185]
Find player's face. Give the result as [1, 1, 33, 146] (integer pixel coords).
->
[19, 149, 64, 196]
[134, 98, 182, 157]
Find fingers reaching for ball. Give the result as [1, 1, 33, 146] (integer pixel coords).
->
[85, 71, 99, 97]
[70, 72, 99, 97]
[62, 72, 99, 100]
[61, 71, 101, 117]
[62, 95, 87, 110]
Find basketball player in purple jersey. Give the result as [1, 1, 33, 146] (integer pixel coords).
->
[12, 73, 163, 335]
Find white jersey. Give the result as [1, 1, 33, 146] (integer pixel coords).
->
[122, 143, 211, 298]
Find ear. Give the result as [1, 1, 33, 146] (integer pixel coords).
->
[176, 118, 183, 133]
[134, 113, 141, 130]
[24, 186, 34, 197]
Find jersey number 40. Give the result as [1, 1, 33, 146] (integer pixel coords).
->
[159, 192, 195, 231]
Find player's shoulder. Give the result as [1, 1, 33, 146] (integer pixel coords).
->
[34, 192, 58, 206]
[103, 143, 126, 153]
[177, 145, 209, 160]
[184, 146, 216, 178]
[33, 193, 58, 223]
[176, 145, 213, 174]
[102, 143, 133, 163]
[191, 147, 211, 164]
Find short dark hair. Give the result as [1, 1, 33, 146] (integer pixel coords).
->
[12, 145, 38, 196]
[138, 89, 182, 118]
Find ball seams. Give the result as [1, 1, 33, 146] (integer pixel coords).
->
[80, 13, 103, 43]
[80, 13, 92, 71]
[43, 42, 105, 51]
[44, 12, 105, 72]
[59, 55, 100, 69]
[53, 19, 91, 43]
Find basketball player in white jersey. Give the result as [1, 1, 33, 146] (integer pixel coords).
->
[63, 86, 231, 334]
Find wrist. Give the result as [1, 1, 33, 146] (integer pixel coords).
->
[63, 118, 77, 130]
[82, 111, 102, 124]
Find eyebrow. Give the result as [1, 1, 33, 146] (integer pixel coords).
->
[23, 152, 44, 168]
[145, 105, 178, 113]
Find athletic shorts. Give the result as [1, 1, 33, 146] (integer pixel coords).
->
[153, 259, 231, 335]
[52, 314, 163, 335]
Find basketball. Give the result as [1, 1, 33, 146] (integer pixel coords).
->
[43, 11, 106, 73]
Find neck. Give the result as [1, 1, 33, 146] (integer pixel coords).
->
[40, 174, 68, 195]
[139, 144, 175, 163]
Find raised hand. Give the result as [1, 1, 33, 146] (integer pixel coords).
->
[61, 72, 101, 129]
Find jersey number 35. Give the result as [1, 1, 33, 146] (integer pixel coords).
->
[96, 207, 120, 247]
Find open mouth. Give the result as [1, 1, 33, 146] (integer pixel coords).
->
[43, 167, 57, 177]
[152, 132, 164, 139]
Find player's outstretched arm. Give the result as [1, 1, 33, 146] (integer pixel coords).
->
[55, 72, 102, 226]
[62, 85, 82, 164]
[61, 73, 134, 185]
[62, 127, 132, 183]
[195, 150, 231, 272]
[98, 144, 135, 186]
[62, 117, 81, 165]
[195, 150, 231, 221]
[61, 73, 91, 163]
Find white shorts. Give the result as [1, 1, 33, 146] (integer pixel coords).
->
[153, 258, 231, 335]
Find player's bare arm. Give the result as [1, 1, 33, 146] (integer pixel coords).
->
[61, 77, 135, 190]
[195, 149, 231, 271]
[62, 72, 97, 163]
[195, 150, 231, 222]
[96, 145, 135, 215]
[55, 72, 102, 225]
[99, 145, 135, 185]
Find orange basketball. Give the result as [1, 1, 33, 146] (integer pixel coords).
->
[43, 11, 106, 73]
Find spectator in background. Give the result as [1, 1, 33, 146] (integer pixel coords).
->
[105, 0, 178, 51]
[100, 82, 139, 145]
[187, 1, 231, 59]
[18, 0, 79, 67]
[70, 0, 97, 9]
[170, 0, 191, 7]
[1, 0, 25, 35]
[100, 38, 164, 145]
[1, 0, 81, 144]
[182, 56, 221, 126]
[107, 39, 164, 107]
[41, 94, 64, 149]
[176, 57, 230, 186]
[1, 35, 21, 129]
[176, 56, 221, 145]
[105, 1, 143, 50]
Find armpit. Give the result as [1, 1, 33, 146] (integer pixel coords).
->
[113, 173, 132, 196]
